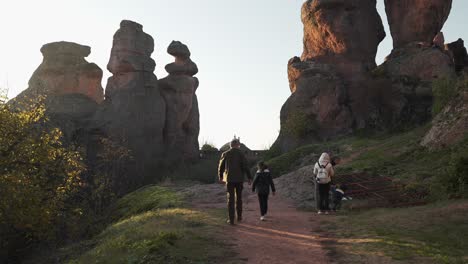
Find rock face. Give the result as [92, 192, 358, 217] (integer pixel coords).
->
[96, 20, 167, 185]
[9, 20, 202, 193]
[159, 41, 200, 161]
[274, 0, 458, 153]
[20, 41, 104, 103]
[384, 0, 453, 49]
[422, 86, 468, 149]
[274, 165, 317, 209]
[382, 45, 455, 82]
[9, 42, 103, 145]
[301, 0, 385, 79]
[446, 38, 468, 73]
[275, 0, 386, 152]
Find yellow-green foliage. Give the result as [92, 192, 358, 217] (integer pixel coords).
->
[323, 200, 468, 263]
[0, 100, 84, 250]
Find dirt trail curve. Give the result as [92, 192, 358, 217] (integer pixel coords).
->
[184, 184, 332, 264]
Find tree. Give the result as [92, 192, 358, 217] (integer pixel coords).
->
[201, 142, 218, 152]
[0, 98, 84, 258]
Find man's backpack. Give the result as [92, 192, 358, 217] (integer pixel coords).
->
[316, 163, 331, 184]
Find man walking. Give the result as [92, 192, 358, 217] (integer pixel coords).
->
[218, 138, 252, 225]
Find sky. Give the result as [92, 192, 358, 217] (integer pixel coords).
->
[1, 0, 467, 149]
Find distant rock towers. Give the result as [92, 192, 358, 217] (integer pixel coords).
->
[11, 20, 202, 190]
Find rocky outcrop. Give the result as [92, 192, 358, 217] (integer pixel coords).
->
[301, 0, 385, 79]
[274, 165, 316, 209]
[276, 0, 386, 152]
[446, 38, 468, 73]
[422, 86, 468, 149]
[9, 42, 103, 145]
[278, 61, 353, 151]
[96, 20, 167, 185]
[384, 0, 453, 49]
[17, 41, 104, 103]
[274, 0, 459, 153]
[9, 20, 202, 193]
[382, 45, 455, 82]
[159, 41, 200, 161]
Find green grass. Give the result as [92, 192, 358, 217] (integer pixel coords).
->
[322, 200, 468, 263]
[266, 125, 468, 199]
[30, 185, 235, 264]
[110, 185, 183, 221]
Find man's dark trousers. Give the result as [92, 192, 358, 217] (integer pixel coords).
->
[227, 182, 243, 223]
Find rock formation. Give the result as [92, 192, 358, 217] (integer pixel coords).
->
[16, 41, 104, 103]
[9, 20, 202, 193]
[382, 46, 455, 82]
[422, 84, 468, 149]
[275, 0, 386, 152]
[446, 38, 468, 73]
[274, 0, 459, 153]
[10, 41, 103, 145]
[158, 41, 200, 161]
[384, 0, 453, 49]
[301, 0, 386, 79]
[95, 20, 167, 185]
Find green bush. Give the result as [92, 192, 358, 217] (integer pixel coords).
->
[432, 77, 457, 115]
[0, 99, 85, 258]
[200, 142, 218, 152]
[283, 112, 317, 139]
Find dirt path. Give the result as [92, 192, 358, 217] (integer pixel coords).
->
[184, 184, 332, 264]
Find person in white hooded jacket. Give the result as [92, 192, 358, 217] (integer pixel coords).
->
[313, 152, 335, 214]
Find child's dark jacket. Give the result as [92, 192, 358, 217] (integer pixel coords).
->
[252, 169, 276, 195]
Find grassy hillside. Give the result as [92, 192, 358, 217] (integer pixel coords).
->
[28, 185, 235, 264]
[321, 200, 468, 263]
[266, 126, 468, 200]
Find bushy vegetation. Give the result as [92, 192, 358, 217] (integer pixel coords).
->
[200, 142, 218, 152]
[283, 112, 317, 139]
[30, 186, 235, 264]
[432, 77, 458, 115]
[323, 200, 468, 263]
[0, 100, 85, 260]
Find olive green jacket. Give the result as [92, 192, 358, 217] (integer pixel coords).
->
[218, 148, 252, 183]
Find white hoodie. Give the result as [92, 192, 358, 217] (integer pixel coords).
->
[313, 152, 335, 180]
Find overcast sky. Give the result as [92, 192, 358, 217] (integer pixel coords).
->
[1, 0, 467, 149]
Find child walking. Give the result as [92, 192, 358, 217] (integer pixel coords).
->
[252, 161, 276, 221]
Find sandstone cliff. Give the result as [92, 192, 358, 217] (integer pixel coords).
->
[274, 0, 457, 153]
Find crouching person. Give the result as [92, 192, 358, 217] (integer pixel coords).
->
[252, 161, 276, 221]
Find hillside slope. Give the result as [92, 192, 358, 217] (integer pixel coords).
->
[27, 185, 236, 264]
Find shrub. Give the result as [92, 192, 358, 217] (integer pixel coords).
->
[283, 112, 317, 139]
[0, 99, 85, 259]
[432, 77, 457, 115]
[200, 142, 218, 152]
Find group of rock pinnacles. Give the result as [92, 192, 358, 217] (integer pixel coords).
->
[9, 0, 468, 194]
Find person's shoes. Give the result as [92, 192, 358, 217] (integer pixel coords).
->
[317, 211, 323, 215]
[260, 216, 265, 221]
[227, 219, 235, 225]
